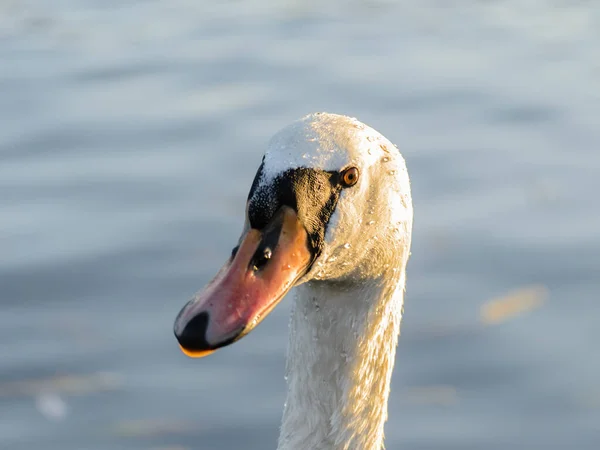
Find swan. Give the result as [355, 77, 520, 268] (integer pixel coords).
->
[174, 112, 413, 450]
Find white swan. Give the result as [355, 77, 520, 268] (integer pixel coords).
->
[174, 112, 413, 450]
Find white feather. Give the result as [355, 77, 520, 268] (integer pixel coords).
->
[262, 113, 413, 450]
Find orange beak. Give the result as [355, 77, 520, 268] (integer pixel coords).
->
[173, 206, 312, 357]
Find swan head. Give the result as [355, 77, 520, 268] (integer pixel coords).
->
[174, 113, 412, 357]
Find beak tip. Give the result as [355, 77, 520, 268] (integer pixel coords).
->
[178, 344, 216, 358]
[173, 310, 214, 356]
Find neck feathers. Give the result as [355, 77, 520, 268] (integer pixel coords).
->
[277, 272, 406, 450]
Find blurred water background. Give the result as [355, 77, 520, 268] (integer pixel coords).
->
[1, 0, 599, 449]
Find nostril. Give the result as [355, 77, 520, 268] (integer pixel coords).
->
[174, 311, 212, 351]
[252, 246, 272, 272]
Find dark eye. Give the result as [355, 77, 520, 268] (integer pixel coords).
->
[340, 167, 359, 187]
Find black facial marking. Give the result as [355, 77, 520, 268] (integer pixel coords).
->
[247, 156, 265, 202]
[246, 163, 344, 261]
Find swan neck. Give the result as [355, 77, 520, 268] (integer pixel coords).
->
[278, 273, 405, 450]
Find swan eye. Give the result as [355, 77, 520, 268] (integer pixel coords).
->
[340, 167, 359, 187]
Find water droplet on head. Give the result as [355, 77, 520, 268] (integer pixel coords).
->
[343, 243, 351, 249]
[382, 157, 390, 163]
[367, 220, 376, 225]
[388, 170, 396, 175]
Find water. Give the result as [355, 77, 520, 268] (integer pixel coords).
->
[1, 1, 599, 448]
